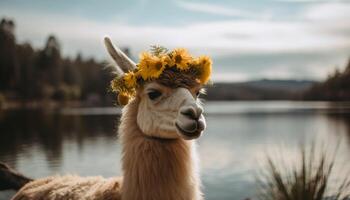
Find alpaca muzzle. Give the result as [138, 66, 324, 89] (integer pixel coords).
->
[175, 104, 206, 140]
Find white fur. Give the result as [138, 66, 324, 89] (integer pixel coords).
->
[137, 82, 205, 139]
[104, 37, 136, 73]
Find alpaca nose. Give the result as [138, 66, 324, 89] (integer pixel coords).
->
[180, 105, 203, 120]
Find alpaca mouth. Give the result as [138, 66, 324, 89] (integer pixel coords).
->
[175, 122, 201, 139]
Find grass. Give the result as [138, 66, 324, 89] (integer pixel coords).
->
[257, 144, 350, 200]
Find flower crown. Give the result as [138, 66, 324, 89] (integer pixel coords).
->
[111, 46, 212, 105]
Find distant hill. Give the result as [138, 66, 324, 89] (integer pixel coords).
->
[205, 79, 316, 100]
[303, 59, 350, 101]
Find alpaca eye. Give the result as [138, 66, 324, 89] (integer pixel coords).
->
[148, 90, 162, 100]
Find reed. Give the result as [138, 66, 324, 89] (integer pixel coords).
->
[257, 144, 350, 200]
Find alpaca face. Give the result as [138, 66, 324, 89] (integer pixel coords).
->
[103, 37, 207, 139]
[136, 82, 206, 140]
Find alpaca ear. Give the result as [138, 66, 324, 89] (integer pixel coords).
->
[104, 37, 137, 73]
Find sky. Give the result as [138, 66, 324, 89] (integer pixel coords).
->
[1, 0, 350, 82]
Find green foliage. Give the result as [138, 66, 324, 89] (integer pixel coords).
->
[257, 145, 350, 200]
[150, 45, 169, 56]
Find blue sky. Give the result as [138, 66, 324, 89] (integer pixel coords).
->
[1, 0, 350, 81]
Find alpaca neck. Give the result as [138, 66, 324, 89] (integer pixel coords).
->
[119, 99, 201, 200]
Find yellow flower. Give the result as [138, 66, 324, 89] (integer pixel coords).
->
[118, 92, 130, 105]
[123, 71, 137, 88]
[138, 52, 166, 80]
[171, 48, 192, 70]
[197, 56, 212, 84]
[190, 57, 200, 67]
[163, 54, 174, 67]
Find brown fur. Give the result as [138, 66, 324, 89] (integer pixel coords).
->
[157, 67, 200, 89]
[120, 96, 202, 200]
[12, 175, 122, 200]
[12, 90, 202, 200]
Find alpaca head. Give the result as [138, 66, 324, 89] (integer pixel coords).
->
[104, 37, 209, 140]
[136, 75, 206, 140]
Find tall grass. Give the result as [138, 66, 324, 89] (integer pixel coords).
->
[257, 144, 350, 200]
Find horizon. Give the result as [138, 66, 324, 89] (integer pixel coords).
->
[1, 0, 350, 82]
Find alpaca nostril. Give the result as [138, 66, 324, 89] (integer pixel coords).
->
[180, 108, 197, 120]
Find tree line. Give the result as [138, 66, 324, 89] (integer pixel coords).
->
[1, 17, 349, 104]
[0, 18, 118, 106]
[303, 59, 350, 101]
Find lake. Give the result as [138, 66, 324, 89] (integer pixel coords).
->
[1, 101, 350, 200]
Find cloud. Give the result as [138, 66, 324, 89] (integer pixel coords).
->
[211, 72, 249, 82]
[275, 0, 347, 3]
[3, 2, 349, 55]
[1, 1, 349, 81]
[303, 2, 350, 21]
[175, 1, 254, 18]
[276, 0, 328, 2]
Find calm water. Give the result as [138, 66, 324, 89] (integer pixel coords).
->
[1, 101, 350, 200]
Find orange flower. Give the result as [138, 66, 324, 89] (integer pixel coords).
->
[138, 52, 166, 80]
[197, 56, 212, 84]
[171, 48, 192, 70]
[123, 71, 137, 88]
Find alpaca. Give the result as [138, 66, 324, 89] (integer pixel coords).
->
[10, 37, 208, 200]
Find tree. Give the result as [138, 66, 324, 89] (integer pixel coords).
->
[304, 58, 350, 101]
[0, 18, 20, 91]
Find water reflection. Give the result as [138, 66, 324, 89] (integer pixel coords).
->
[327, 113, 350, 144]
[0, 102, 350, 200]
[0, 109, 120, 170]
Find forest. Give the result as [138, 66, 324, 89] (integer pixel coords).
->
[303, 59, 350, 101]
[0, 18, 116, 106]
[1, 17, 350, 106]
